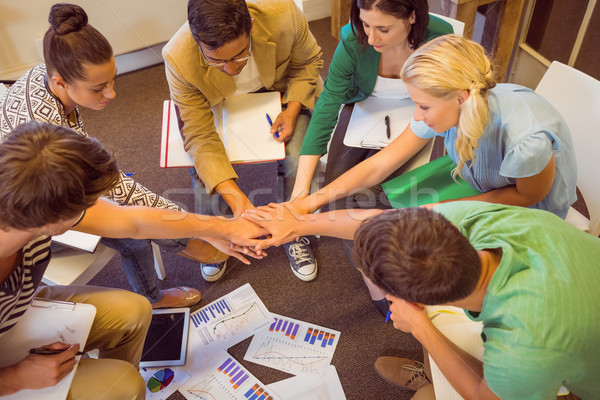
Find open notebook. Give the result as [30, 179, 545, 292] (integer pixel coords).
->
[160, 91, 285, 167]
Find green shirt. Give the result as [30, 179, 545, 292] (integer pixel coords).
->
[435, 202, 600, 400]
[299, 15, 453, 156]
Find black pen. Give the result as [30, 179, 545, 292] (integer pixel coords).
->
[385, 115, 391, 139]
[29, 347, 85, 356]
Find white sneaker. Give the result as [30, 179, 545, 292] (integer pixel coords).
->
[283, 237, 317, 281]
[201, 260, 227, 282]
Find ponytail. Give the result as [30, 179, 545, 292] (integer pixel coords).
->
[401, 35, 495, 178]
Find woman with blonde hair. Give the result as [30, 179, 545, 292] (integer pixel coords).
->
[250, 35, 577, 318]
[289, 34, 576, 219]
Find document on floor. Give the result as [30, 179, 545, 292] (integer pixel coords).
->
[267, 365, 346, 400]
[160, 91, 285, 167]
[343, 96, 415, 149]
[180, 349, 282, 400]
[243, 313, 341, 377]
[189, 283, 274, 360]
[140, 366, 190, 400]
[0, 299, 96, 400]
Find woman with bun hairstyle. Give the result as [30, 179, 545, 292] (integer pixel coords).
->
[255, 35, 577, 314]
[0, 3, 228, 308]
[291, 0, 453, 211]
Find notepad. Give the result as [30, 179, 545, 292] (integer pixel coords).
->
[160, 92, 286, 167]
[344, 96, 415, 149]
[0, 299, 96, 400]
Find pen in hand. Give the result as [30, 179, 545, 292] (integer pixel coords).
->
[29, 347, 85, 356]
[384, 115, 391, 140]
[265, 113, 280, 139]
[385, 310, 391, 323]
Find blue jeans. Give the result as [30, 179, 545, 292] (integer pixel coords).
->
[192, 110, 310, 215]
[100, 237, 188, 303]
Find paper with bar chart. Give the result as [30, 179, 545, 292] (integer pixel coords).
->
[180, 350, 281, 400]
[243, 313, 341, 376]
[189, 283, 273, 359]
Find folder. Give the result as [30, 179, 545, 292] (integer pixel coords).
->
[160, 92, 286, 167]
[382, 155, 481, 208]
[0, 299, 96, 400]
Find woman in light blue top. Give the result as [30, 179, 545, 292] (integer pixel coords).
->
[292, 34, 577, 219]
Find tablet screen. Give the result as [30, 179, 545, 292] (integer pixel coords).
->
[140, 307, 190, 368]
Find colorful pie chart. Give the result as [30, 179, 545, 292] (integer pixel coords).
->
[146, 368, 175, 393]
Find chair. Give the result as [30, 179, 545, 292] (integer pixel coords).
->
[43, 234, 166, 286]
[535, 61, 600, 237]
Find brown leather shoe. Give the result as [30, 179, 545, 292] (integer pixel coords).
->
[374, 356, 430, 390]
[151, 286, 201, 309]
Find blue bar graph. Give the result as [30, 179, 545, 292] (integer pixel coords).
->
[190, 299, 232, 328]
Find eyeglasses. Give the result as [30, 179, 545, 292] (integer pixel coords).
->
[200, 40, 252, 68]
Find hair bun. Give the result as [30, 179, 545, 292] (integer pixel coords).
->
[48, 3, 88, 35]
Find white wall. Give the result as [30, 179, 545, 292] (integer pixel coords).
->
[0, 0, 188, 80]
[0, 0, 330, 80]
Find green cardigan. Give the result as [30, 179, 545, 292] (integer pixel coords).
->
[300, 15, 453, 156]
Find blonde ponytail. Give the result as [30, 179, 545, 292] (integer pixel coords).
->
[401, 35, 496, 178]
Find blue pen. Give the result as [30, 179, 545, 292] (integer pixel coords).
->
[265, 113, 279, 138]
[385, 310, 391, 323]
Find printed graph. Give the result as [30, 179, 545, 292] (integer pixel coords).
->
[180, 350, 281, 400]
[140, 366, 190, 400]
[304, 327, 336, 348]
[244, 383, 275, 400]
[218, 357, 250, 389]
[244, 313, 340, 376]
[268, 317, 300, 340]
[189, 284, 273, 359]
[146, 368, 174, 393]
[191, 299, 232, 327]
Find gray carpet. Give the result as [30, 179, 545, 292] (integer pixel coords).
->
[83, 18, 423, 400]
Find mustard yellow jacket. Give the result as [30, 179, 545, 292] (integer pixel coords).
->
[162, 0, 323, 193]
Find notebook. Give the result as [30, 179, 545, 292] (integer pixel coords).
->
[343, 96, 415, 149]
[0, 299, 96, 400]
[160, 91, 286, 167]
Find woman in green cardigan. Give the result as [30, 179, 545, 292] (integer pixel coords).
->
[290, 0, 452, 315]
[291, 0, 452, 212]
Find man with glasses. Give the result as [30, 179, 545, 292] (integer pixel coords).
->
[163, 0, 323, 283]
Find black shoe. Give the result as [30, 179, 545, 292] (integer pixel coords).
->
[283, 237, 317, 281]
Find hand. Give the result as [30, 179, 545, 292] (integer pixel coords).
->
[7, 343, 79, 393]
[221, 216, 268, 248]
[203, 237, 265, 265]
[243, 202, 306, 249]
[271, 102, 301, 143]
[385, 295, 432, 335]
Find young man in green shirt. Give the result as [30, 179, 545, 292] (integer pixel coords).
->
[246, 201, 600, 399]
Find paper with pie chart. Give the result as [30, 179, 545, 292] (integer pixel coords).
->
[180, 350, 281, 400]
[243, 313, 341, 377]
[189, 283, 274, 359]
[140, 366, 190, 400]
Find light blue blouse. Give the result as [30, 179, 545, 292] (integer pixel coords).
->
[411, 84, 577, 218]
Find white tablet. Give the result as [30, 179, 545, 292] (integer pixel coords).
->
[140, 307, 190, 368]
